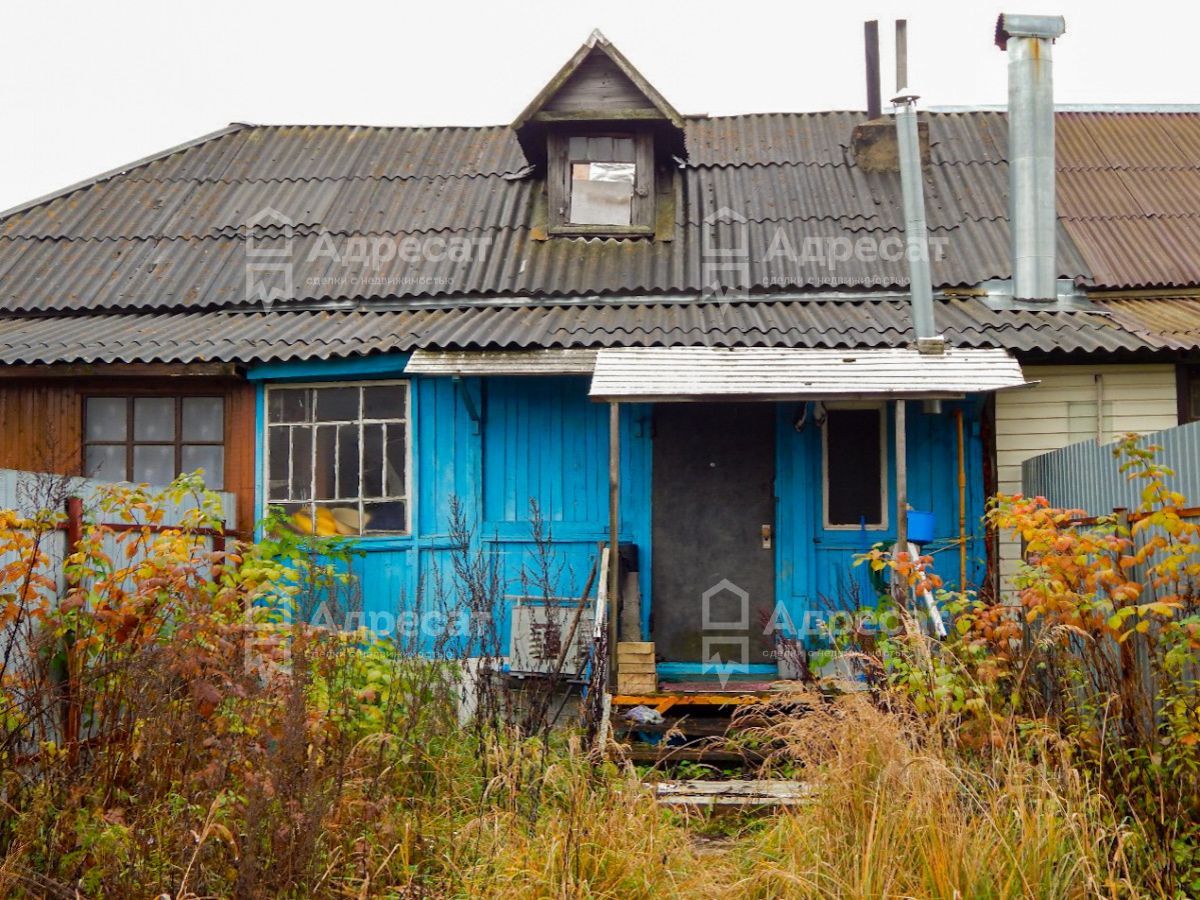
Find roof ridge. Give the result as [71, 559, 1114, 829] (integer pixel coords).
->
[239, 122, 513, 131]
[0, 124, 247, 222]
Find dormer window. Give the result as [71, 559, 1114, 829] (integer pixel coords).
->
[569, 137, 636, 225]
[511, 31, 686, 240]
[547, 131, 654, 234]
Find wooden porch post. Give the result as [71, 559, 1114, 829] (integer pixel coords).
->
[894, 399, 908, 561]
[608, 401, 620, 688]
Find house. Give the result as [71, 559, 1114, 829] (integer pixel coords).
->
[1, 23, 1199, 679]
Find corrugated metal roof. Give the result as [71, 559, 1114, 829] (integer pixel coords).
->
[0, 112, 1104, 315]
[0, 222, 1082, 313]
[681, 111, 1011, 167]
[1057, 113, 1200, 289]
[1058, 217, 1200, 290]
[0, 297, 1163, 366]
[1092, 295, 1200, 350]
[588, 347, 1029, 401]
[0, 176, 536, 240]
[129, 125, 529, 183]
[0, 108, 1196, 359]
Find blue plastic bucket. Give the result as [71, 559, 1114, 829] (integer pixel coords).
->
[908, 509, 936, 544]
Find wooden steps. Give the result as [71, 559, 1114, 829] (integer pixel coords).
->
[610, 685, 819, 769]
[624, 744, 765, 766]
[653, 779, 812, 809]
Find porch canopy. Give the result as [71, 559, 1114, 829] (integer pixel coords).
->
[405, 348, 597, 375]
[587, 346, 1030, 402]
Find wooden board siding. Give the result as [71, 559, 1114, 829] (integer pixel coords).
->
[994, 363, 1179, 586]
[0, 373, 256, 532]
[541, 50, 655, 114]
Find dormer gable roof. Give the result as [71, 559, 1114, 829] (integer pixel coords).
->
[511, 30, 685, 165]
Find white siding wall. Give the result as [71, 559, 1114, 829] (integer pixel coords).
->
[994, 364, 1178, 586]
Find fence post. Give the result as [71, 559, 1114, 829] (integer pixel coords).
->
[212, 522, 226, 582]
[64, 496, 83, 589]
[63, 496, 84, 762]
[1113, 507, 1154, 746]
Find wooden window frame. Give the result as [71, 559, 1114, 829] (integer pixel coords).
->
[82, 394, 226, 488]
[821, 401, 889, 531]
[547, 130, 655, 236]
[1177, 364, 1200, 425]
[263, 380, 412, 536]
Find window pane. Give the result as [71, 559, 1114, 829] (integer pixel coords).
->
[182, 445, 224, 488]
[85, 444, 126, 481]
[384, 426, 406, 497]
[85, 398, 127, 441]
[826, 409, 883, 526]
[612, 137, 635, 161]
[279, 502, 315, 534]
[264, 383, 409, 532]
[363, 500, 406, 533]
[268, 388, 310, 424]
[314, 425, 337, 500]
[181, 397, 223, 441]
[316, 387, 359, 422]
[587, 162, 635, 183]
[291, 426, 312, 501]
[363, 384, 406, 420]
[362, 423, 384, 497]
[323, 504, 361, 535]
[134, 397, 175, 441]
[133, 445, 175, 486]
[337, 424, 359, 499]
[268, 426, 290, 500]
[570, 162, 635, 226]
[587, 136, 613, 159]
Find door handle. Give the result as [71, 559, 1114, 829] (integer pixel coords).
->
[761, 524, 773, 549]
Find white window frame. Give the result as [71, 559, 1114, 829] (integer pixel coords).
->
[263, 380, 412, 535]
[821, 401, 888, 531]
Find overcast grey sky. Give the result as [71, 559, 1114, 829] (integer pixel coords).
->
[2, 0, 1196, 211]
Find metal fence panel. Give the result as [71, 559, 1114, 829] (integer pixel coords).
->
[1022, 421, 1200, 513]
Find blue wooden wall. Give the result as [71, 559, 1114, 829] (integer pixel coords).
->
[249, 356, 986, 664]
[776, 400, 986, 643]
[249, 359, 650, 655]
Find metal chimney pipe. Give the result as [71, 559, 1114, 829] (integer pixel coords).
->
[893, 90, 943, 351]
[865, 21, 881, 119]
[895, 20, 908, 93]
[996, 13, 1066, 302]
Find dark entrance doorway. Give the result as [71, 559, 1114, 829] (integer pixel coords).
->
[651, 402, 776, 665]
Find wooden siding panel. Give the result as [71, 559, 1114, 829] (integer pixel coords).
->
[995, 364, 1178, 593]
[777, 400, 988, 615]
[0, 380, 82, 474]
[482, 376, 608, 529]
[223, 382, 256, 533]
[0, 374, 255, 532]
[541, 51, 654, 114]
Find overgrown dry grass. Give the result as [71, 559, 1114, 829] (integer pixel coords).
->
[0, 476, 1171, 897]
[721, 694, 1141, 899]
[4, 663, 1150, 898]
[396, 692, 1143, 899]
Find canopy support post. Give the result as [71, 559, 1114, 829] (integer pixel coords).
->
[894, 398, 908, 577]
[892, 398, 917, 626]
[608, 401, 621, 689]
